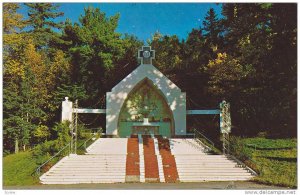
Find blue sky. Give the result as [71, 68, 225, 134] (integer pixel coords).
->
[20, 3, 222, 42]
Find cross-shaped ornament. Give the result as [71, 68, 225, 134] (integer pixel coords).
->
[138, 46, 155, 65]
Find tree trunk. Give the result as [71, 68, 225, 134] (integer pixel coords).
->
[23, 144, 26, 151]
[15, 138, 19, 154]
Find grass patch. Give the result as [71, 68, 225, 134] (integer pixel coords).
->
[244, 138, 297, 150]
[3, 135, 99, 186]
[230, 137, 297, 188]
[3, 151, 40, 186]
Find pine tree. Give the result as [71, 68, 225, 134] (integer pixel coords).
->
[202, 8, 222, 52]
[61, 7, 125, 107]
[24, 3, 64, 49]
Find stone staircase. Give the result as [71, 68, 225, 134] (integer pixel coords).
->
[40, 137, 254, 184]
[170, 138, 254, 182]
[40, 138, 128, 184]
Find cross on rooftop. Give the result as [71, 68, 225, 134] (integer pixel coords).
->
[138, 46, 155, 65]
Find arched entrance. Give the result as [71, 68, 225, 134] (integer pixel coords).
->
[117, 78, 175, 137]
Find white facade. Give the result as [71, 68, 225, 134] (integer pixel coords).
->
[106, 64, 186, 137]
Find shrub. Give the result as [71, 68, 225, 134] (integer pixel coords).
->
[52, 121, 71, 148]
[32, 140, 58, 164]
[229, 136, 251, 161]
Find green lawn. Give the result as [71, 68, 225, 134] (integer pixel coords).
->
[3, 136, 98, 186]
[3, 151, 40, 186]
[231, 137, 297, 188]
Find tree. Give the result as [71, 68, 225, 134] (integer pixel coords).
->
[108, 34, 143, 88]
[24, 3, 73, 129]
[202, 8, 223, 54]
[53, 122, 71, 149]
[4, 63, 46, 153]
[3, 3, 25, 34]
[150, 32, 184, 82]
[221, 3, 297, 136]
[24, 3, 64, 49]
[3, 3, 26, 79]
[33, 125, 50, 143]
[181, 29, 212, 107]
[61, 7, 125, 107]
[205, 52, 252, 100]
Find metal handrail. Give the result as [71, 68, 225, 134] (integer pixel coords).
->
[193, 129, 216, 153]
[83, 133, 98, 151]
[223, 136, 258, 176]
[76, 129, 102, 152]
[33, 143, 71, 176]
[192, 129, 258, 176]
[193, 129, 215, 147]
[226, 154, 258, 176]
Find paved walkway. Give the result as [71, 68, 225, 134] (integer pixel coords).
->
[4, 181, 289, 190]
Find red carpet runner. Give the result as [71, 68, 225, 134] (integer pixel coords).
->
[125, 135, 140, 182]
[143, 135, 160, 182]
[156, 135, 179, 183]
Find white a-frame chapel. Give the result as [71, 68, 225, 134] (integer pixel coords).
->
[39, 46, 256, 184]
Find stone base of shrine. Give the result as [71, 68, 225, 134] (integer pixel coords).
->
[125, 175, 140, 183]
[145, 178, 160, 183]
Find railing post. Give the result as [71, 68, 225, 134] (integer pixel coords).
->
[227, 133, 230, 154]
[222, 133, 225, 154]
[74, 100, 78, 154]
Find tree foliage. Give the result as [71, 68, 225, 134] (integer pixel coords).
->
[61, 7, 126, 106]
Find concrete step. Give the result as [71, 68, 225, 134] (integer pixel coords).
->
[75, 156, 127, 158]
[50, 166, 126, 169]
[41, 180, 125, 184]
[47, 171, 127, 174]
[178, 172, 252, 176]
[63, 158, 127, 161]
[175, 169, 249, 173]
[49, 166, 126, 169]
[41, 175, 125, 179]
[68, 158, 127, 160]
[175, 164, 238, 168]
[175, 163, 238, 167]
[179, 175, 253, 178]
[59, 161, 126, 164]
[40, 138, 256, 184]
[41, 178, 125, 182]
[179, 178, 253, 182]
[70, 156, 127, 159]
[170, 158, 233, 160]
[86, 138, 128, 155]
[173, 155, 230, 159]
[45, 169, 125, 175]
[41, 178, 126, 181]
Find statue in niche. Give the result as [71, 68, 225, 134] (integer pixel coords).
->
[139, 87, 157, 120]
[122, 84, 164, 122]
